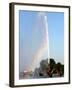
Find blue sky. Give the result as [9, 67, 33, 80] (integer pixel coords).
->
[19, 10, 64, 72]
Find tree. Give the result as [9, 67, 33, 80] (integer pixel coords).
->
[61, 64, 64, 75]
[56, 62, 64, 76]
[33, 59, 49, 78]
[49, 58, 56, 65]
[40, 59, 48, 70]
[49, 58, 56, 70]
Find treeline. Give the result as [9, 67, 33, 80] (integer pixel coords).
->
[33, 58, 64, 78]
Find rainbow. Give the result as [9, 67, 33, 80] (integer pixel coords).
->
[29, 12, 50, 71]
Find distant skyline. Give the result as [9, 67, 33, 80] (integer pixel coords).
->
[19, 10, 64, 72]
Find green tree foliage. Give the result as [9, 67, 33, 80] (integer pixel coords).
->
[33, 58, 64, 78]
[56, 62, 64, 76]
[40, 59, 48, 70]
[49, 58, 56, 70]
